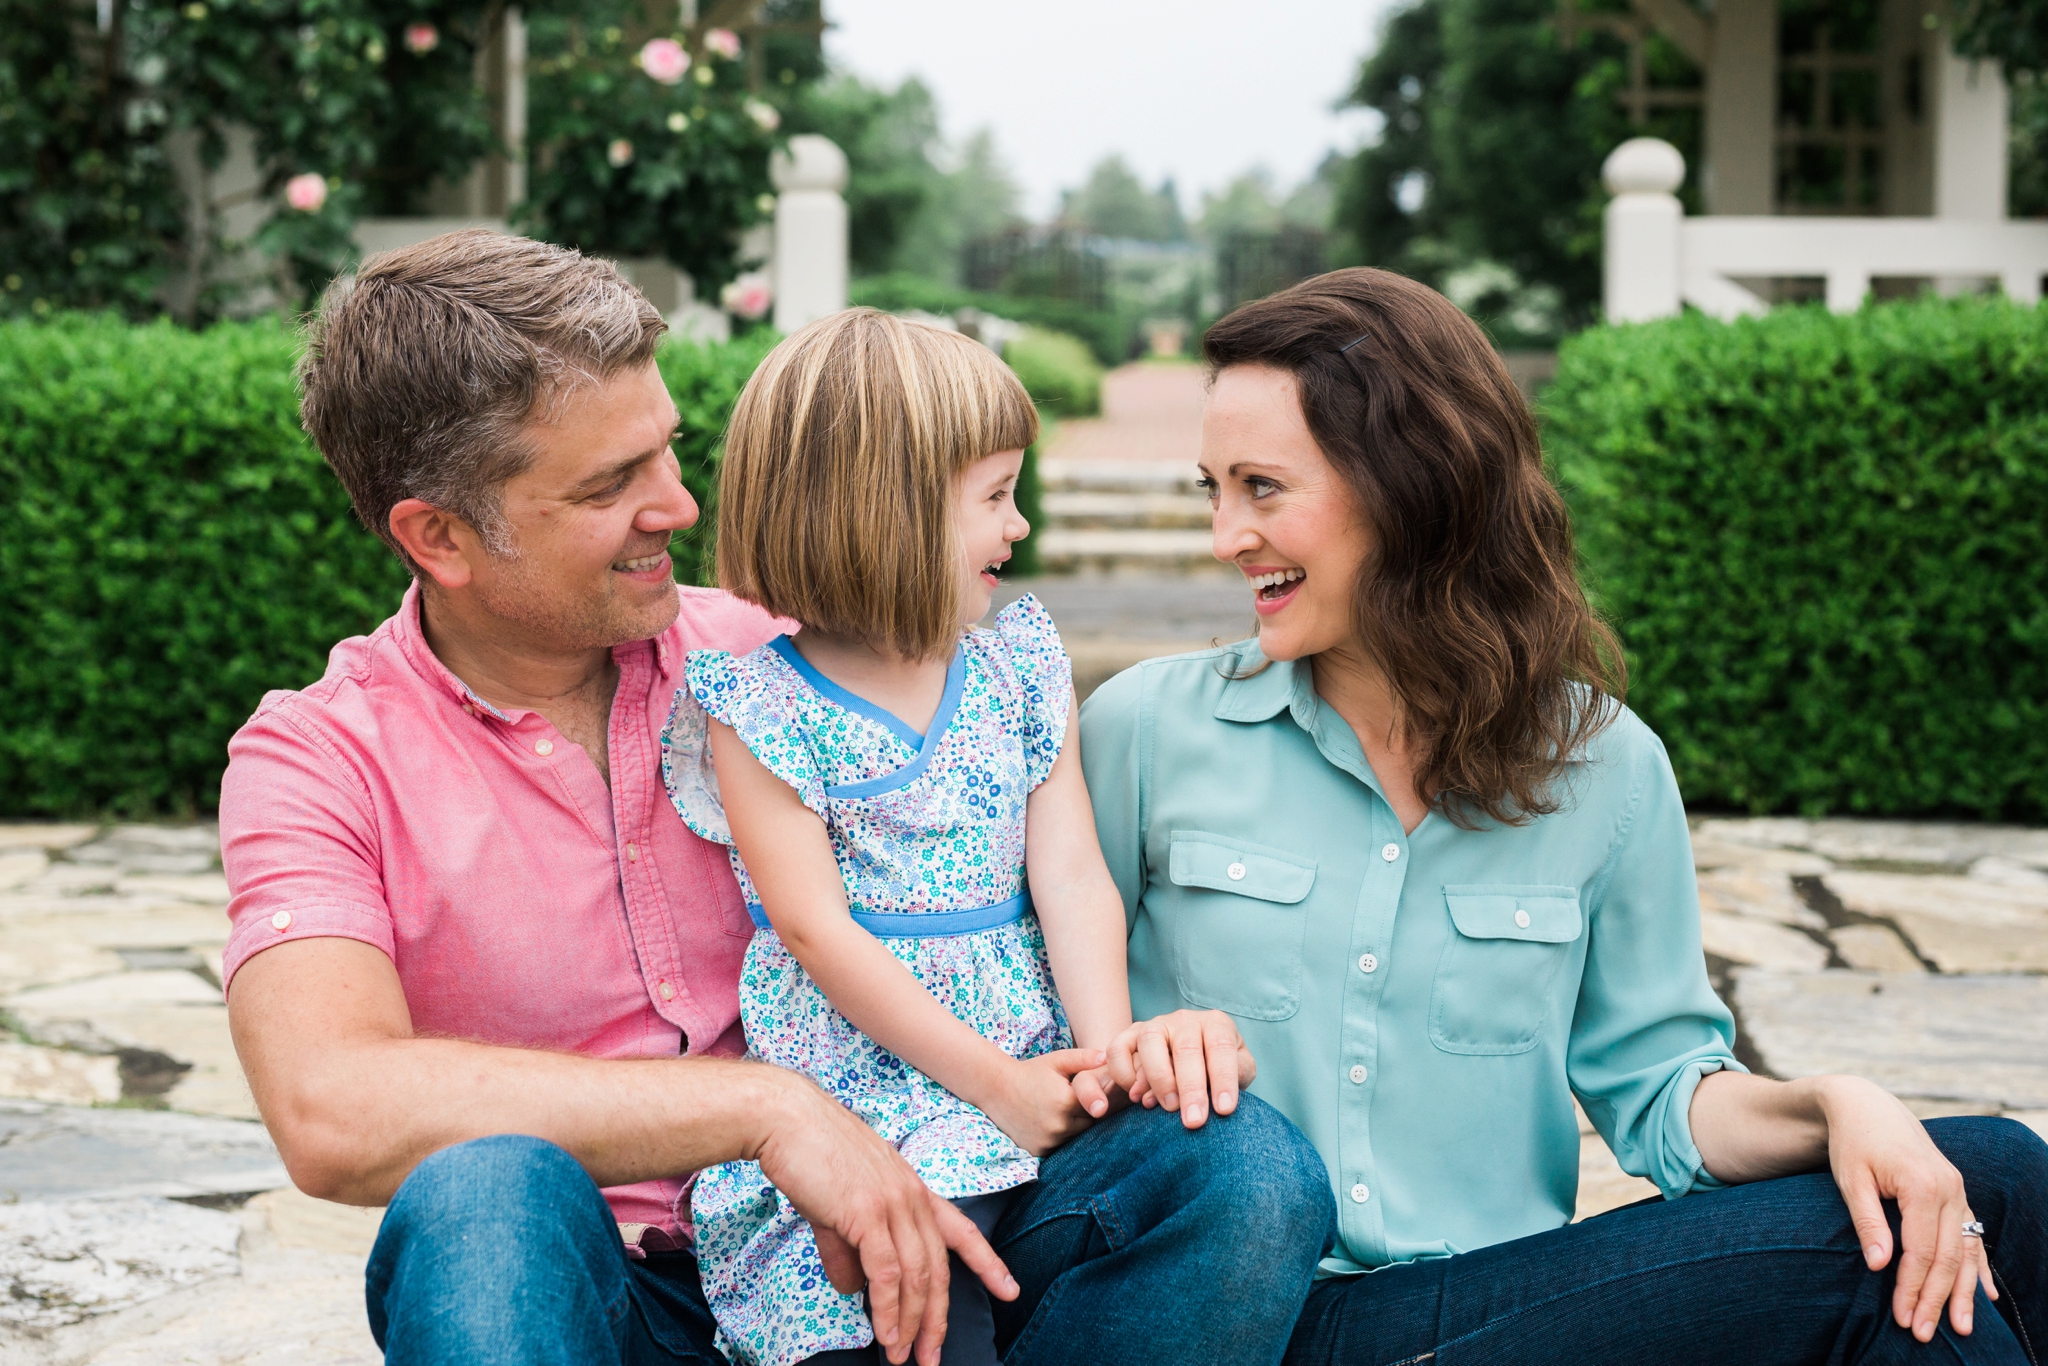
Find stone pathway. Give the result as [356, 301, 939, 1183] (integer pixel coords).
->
[1, 812, 2044, 1357]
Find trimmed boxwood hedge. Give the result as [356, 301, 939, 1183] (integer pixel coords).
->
[1546, 297, 2048, 820]
[0, 315, 772, 817]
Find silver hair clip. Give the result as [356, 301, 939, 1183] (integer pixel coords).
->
[1337, 334, 1369, 353]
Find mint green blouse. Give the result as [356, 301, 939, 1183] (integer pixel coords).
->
[1078, 644, 1743, 1277]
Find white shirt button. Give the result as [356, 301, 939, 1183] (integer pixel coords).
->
[535, 738, 554, 757]
[627, 842, 639, 862]
[1514, 908, 1532, 929]
[270, 910, 292, 931]
[1358, 952, 1379, 974]
[658, 981, 676, 1001]
[1350, 1183, 1370, 1204]
[1381, 843, 1400, 862]
[1226, 861, 1247, 881]
[1349, 1064, 1368, 1084]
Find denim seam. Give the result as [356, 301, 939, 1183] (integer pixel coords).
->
[1991, 1260, 2038, 1366]
[1435, 1244, 1859, 1353]
[1089, 1193, 1130, 1250]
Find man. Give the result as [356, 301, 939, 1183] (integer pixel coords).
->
[220, 231, 1332, 1366]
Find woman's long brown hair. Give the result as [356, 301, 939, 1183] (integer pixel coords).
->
[1203, 267, 1624, 827]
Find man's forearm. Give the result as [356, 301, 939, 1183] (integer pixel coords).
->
[228, 936, 799, 1206]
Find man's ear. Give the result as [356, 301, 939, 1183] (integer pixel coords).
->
[388, 499, 483, 590]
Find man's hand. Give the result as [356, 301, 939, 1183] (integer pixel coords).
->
[977, 1049, 1104, 1157]
[751, 1073, 1017, 1366]
[1099, 1010, 1255, 1129]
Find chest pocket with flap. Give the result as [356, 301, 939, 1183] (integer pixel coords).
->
[1429, 884, 1584, 1055]
[1163, 831, 1316, 1021]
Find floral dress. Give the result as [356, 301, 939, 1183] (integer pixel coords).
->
[660, 594, 1074, 1366]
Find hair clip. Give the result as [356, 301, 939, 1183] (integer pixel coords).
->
[1337, 333, 1369, 354]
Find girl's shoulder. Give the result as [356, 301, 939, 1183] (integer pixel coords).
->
[965, 594, 1072, 788]
[678, 637, 830, 820]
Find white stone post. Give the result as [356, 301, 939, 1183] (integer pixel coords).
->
[1602, 138, 1686, 323]
[770, 135, 849, 334]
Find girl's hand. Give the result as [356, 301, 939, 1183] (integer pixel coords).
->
[1104, 1011, 1256, 1129]
[1070, 1064, 1132, 1120]
[982, 1050, 1104, 1157]
[1820, 1077, 1999, 1341]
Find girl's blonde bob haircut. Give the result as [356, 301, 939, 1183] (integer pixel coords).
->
[717, 308, 1039, 659]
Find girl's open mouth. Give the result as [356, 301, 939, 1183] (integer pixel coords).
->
[980, 560, 1006, 588]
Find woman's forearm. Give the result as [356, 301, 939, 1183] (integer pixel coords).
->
[1688, 1070, 1839, 1184]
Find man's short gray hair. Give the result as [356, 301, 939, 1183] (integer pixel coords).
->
[298, 230, 666, 570]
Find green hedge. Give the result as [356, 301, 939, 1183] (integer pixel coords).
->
[850, 273, 1132, 367]
[1546, 297, 2048, 820]
[1004, 327, 1104, 418]
[0, 316, 770, 817]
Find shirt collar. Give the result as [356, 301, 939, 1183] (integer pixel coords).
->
[389, 580, 518, 721]
[1212, 645, 1313, 725]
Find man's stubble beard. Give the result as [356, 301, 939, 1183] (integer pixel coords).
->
[470, 546, 681, 654]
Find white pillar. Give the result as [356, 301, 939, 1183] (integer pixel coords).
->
[1702, 0, 1778, 215]
[1602, 138, 1687, 323]
[771, 135, 849, 334]
[1931, 45, 2009, 221]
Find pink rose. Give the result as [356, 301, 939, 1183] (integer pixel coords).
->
[284, 173, 328, 212]
[402, 22, 437, 54]
[606, 138, 634, 168]
[720, 272, 772, 321]
[638, 37, 690, 84]
[703, 28, 741, 60]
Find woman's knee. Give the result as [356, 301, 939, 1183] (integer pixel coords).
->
[1926, 1115, 2048, 1206]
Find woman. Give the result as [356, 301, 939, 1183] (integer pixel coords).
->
[1078, 268, 2045, 1363]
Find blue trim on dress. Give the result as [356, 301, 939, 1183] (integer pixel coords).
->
[768, 635, 927, 748]
[746, 889, 1031, 939]
[765, 635, 969, 800]
[825, 649, 966, 799]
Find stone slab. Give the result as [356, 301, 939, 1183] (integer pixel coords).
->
[1828, 923, 1926, 973]
[1700, 911, 1830, 971]
[1734, 970, 2048, 1110]
[68, 827, 219, 877]
[9, 970, 222, 1012]
[1694, 818, 2048, 870]
[6, 972, 252, 1118]
[1824, 873, 2048, 973]
[0, 912, 228, 999]
[0, 1044, 120, 1107]
[0, 856, 47, 893]
[1688, 838, 1833, 876]
[1696, 869, 1825, 928]
[246, 1190, 381, 1259]
[0, 1199, 241, 1330]
[0, 1101, 285, 1202]
[0, 828, 99, 853]
[112, 873, 229, 905]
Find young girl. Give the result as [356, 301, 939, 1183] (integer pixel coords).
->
[662, 309, 1133, 1366]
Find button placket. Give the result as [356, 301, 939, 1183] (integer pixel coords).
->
[1334, 804, 1405, 1268]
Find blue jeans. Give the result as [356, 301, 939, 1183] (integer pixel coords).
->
[1285, 1116, 2047, 1365]
[365, 1093, 1335, 1366]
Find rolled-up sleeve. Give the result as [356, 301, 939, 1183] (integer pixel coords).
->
[1078, 665, 1147, 933]
[1567, 725, 1746, 1199]
[218, 699, 395, 994]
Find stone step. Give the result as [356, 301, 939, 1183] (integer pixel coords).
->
[1040, 489, 1214, 530]
[1038, 458, 1202, 494]
[1033, 528, 1225, 575]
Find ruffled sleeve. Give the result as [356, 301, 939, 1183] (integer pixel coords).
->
[665, 645, 829, 839]
[988, 594, 1073, 790]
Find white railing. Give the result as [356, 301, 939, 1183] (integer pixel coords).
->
[1602, 137, 2048, 322]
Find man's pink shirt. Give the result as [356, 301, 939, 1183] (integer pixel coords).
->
[218, 581, 783, 1247]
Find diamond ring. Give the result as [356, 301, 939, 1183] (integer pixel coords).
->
[1961, 1220, 1986, 1239]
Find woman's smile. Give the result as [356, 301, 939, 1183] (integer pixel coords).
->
[1243, 564, 1306, 614]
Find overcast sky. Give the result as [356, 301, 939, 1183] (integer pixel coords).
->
[824, 0, 1397, 219]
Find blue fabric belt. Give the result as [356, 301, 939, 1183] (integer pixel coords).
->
[745, 890, 1031, 939]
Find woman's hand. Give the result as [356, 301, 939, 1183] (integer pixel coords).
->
[1691, 1070, 1997, 1343]
[1098, 1010, 1256, 1129]
[980, 1049, 1104, 1157]
[1818, 1077, 1999, 1342]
